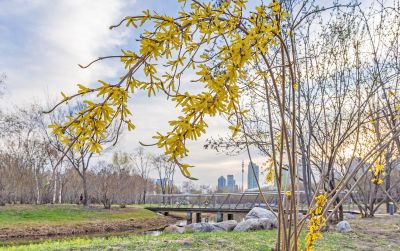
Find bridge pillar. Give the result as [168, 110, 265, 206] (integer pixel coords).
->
[196, 212, 202, 223]
[227, 213, 234, 220]
[217, 212, 224, 222]
[186, 212, 193, 224]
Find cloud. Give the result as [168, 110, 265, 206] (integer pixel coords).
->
[0, 0, 134, 103]
[0, 0, 261, 187]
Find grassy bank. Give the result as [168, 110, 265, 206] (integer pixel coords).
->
[0, 204, 156, 226]
[0, 204, 172, 243]
[1, 205, 399, 250]
[0, 229, 395, 251]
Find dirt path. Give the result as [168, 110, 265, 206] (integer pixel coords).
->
[347, 215, 400, 250]
[0, 215, 177, 242]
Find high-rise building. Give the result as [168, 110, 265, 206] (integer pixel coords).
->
[227, 174, 236, 192]
[155, 178, 168, 186]
[217, 176, 226, 190]
[247, 162, 260, 189]
[241, 160, 244, 192]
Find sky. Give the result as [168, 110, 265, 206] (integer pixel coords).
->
[0, 0, 266, 188]
[1, 0, 373, 188]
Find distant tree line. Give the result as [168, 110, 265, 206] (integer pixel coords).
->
[0, 97, 178, 207]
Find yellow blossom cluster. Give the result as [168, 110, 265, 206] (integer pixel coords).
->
[263, 158, 275, 183]
[49, 82, 133, 154]
[370, 163, 385, 185]
[285, 191, 292, 199]
[305, 193, 327, 251]
[50, 0, 287, 179]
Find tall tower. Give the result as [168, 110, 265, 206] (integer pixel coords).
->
[247, 162, 260, 190]
[227, 175, 235, 192]
[241, 160, 244, 192]
[217, 176, 226, 190]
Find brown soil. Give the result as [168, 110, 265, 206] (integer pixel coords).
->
[0, 215, 177, 242]
[347, 215, 400, 250]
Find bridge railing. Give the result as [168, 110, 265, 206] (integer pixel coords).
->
[145, 191, 357, 212]
[146, 191, 308, 210]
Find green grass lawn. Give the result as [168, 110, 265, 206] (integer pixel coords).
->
[0, 229, 395, 251]
[0, 204, 156, 227]
[0, 205, 398, 250]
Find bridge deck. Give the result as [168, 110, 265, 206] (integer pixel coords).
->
[145, 192, 360, 215]
[146, 207, 252, 213]
[145, 207, 360, 214]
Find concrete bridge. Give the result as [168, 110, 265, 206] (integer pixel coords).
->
[145, 191, 358, 223]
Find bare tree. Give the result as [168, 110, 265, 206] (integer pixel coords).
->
[92, 161, 119, 209]
[112, 151, 136, 207]
[152, 154, 176, 202]
[0, 104, 53, 204]
[44, 101, 120, 206]
[130, 147, 152, 204]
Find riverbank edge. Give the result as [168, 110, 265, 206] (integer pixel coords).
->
[0, 214, 181, 246]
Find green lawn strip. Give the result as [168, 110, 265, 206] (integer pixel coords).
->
[314, 231, 395, 251]
[1, 231, 275, 251]
[3, 230, 393, 251]
[0, 205, 156, 227]
[1, 206, 397, 251]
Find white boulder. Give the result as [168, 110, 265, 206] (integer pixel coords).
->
[164, 225, 185, 234]
[213, 220, 238, 231]
[245, 207, 277, 227]
[184, 222, 217, 232]
[336, 220, 352, 233]
[233, 218, 275, 231]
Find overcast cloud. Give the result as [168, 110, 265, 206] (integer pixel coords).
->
[0, 0, 265, 188]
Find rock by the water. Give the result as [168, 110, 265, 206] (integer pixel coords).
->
[245, 207, 277, 227]
[164, 225, 184, 234]
[233, 218, 275, 232]
[336, 220, 352, 233]
[245, 207, 276, 220]
[213, 220, 237, 231]
[185, 223, 217, 232]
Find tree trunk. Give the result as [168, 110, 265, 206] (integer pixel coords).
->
[142, 189, 146, 204]
[298, 131, 312, 206]
[301, 153, 312, 206]
[52, 170, 57, 204]
[385, 157, 391, 213]
[368, 185, 379, 217]
[58, 174, 63, 204]
[82, 171, 88, 206]
[34, 168, 41, 205]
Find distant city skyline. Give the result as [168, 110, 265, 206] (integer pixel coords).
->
[227, 175, 236, 192]
[217, 176, 226, 190]
[215, 174, 238, 192]
[247, 162, 260, 190]
[216, 161, 263, 192]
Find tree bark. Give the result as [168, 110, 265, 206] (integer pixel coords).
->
[52, 169, 57, 204]
[58, 173, 63, 204]
[34, 168, 41, 205]
[82, 170, 88, 206]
